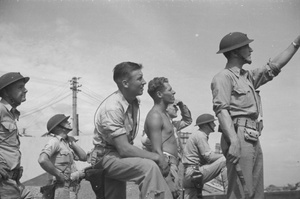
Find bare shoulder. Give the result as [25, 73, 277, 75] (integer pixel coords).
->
[145, 108, 162, 123]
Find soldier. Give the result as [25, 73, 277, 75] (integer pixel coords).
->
[38, 114, 87, 199]
[0, 72, 33, 199]
[211, 32, 300, 198]
[182, 114, 227, 199]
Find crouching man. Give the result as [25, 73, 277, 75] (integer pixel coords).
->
[38, 114, 87, 199]
[182, 114, 227, 199]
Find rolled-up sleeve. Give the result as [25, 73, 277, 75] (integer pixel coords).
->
[211, 74, 232, 115]
[101, 109, 127, 140]
[40, 138, 59, 157]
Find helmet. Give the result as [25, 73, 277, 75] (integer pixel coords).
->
[0, 72, 30, 91]
[47, 114, 70, 133]
[217, 32, 253, 54]
[195, 114, 216, 126]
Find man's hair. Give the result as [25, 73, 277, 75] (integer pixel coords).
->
[113, 62, 143, 86]
[147, 77, 169, 99]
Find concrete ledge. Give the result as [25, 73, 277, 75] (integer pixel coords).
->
[203, 190, 300, 199]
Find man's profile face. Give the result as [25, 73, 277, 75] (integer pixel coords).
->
[5, 80, 28, 105]
[126, 69, 146, 97]
[237, 44, 253, 64]
[160, 82, 175, 105]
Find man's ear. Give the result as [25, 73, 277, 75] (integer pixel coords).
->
[156, 90, 162, 98]
[0, 88, 8, 98]
[122, 79, 129, 88]
[232, 50, 239, 58]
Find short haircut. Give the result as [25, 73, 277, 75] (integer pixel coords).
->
[113, 62, 143, 85]
[147, 77, 169, 99]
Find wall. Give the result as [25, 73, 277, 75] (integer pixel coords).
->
[19, 136, 93, 183]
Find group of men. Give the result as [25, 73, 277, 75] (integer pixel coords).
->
[0, 32, 299, 199]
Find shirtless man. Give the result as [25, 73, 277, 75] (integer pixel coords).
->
[144, 77, 180, 199]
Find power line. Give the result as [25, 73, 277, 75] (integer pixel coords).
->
[81, 85, 103, 100]
[24, 84, 70, 112]
[81, 90, 102, 104]
[21, 93, 71, 118]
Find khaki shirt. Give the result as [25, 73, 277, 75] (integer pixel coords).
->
[211, 62, 281, 119]
[0, 99, 21, 170]
[182, 130, 212, 166]
[93, 90, 140, 149]
[40, 135, 78, 177]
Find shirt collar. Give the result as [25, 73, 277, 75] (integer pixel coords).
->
[199, 129, 209, 139]
[55, 134, 66, 142]
[0, 98, 13, 111]
[227, 66, 247, 78]
[116, 90, 140, 111]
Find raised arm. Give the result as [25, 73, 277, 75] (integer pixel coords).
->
[67, 136, 87, 161]
[173, 100, 192, 131]
[271, 35, 300, 70]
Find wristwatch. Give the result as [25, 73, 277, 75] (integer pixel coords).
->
[292, 41, 300, 48]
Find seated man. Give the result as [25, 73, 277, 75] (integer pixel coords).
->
[91, 62, 172, 199]
[141, 99, 192, 155]
[182, 114, 227, 199]
[144, 77, 181, 199]
[38, 114, 87, 199]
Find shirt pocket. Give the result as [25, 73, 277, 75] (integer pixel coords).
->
[231, 85, 251, 108]
[55, 150, 71, 166]
[1, 121, 17, 132]
[0, 121, 18, 143]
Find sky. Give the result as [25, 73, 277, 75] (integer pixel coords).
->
[0, 0, 300, 187]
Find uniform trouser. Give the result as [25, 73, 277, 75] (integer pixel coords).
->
[182, 156, 227, 199]
[164, 157, 181, 198]
[221, 126, 264, 199]
[0, 179, 33, 199]
[53, 183, 80, 199]
[99, 150, 173, 199]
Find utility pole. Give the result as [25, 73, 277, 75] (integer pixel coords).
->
[70, 77, 81, 136]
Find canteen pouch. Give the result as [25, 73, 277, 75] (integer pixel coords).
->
[40, 183, 56, 199]
[244, 127, 260, 142]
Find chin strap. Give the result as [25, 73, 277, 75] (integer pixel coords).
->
[58, 125, 73, 131]
[234, 50, 252, 64]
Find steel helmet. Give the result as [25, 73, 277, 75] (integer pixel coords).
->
[0, 72, 30, 91]
[217, 32, 254, 54]
[47, 114, 70, 133]
[195, 114, 216, 126]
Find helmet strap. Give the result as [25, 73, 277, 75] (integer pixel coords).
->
[207, 122, 215, 132]
[58, 124, 72, 131]
[234, 50, 252, 65]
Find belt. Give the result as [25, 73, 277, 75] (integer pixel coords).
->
[183, 164, 201, 170]
[233, 117, 258, 130]
[163, 152, 179, 166]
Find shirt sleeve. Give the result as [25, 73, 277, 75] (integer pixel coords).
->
[98, 108, 127, 141]
[250, 61, 281, 89]
[211, 73, 233, 115]
[172, 104, 192, 131]
[196, 135, 212, 164]
[40, 138, 60, 157]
